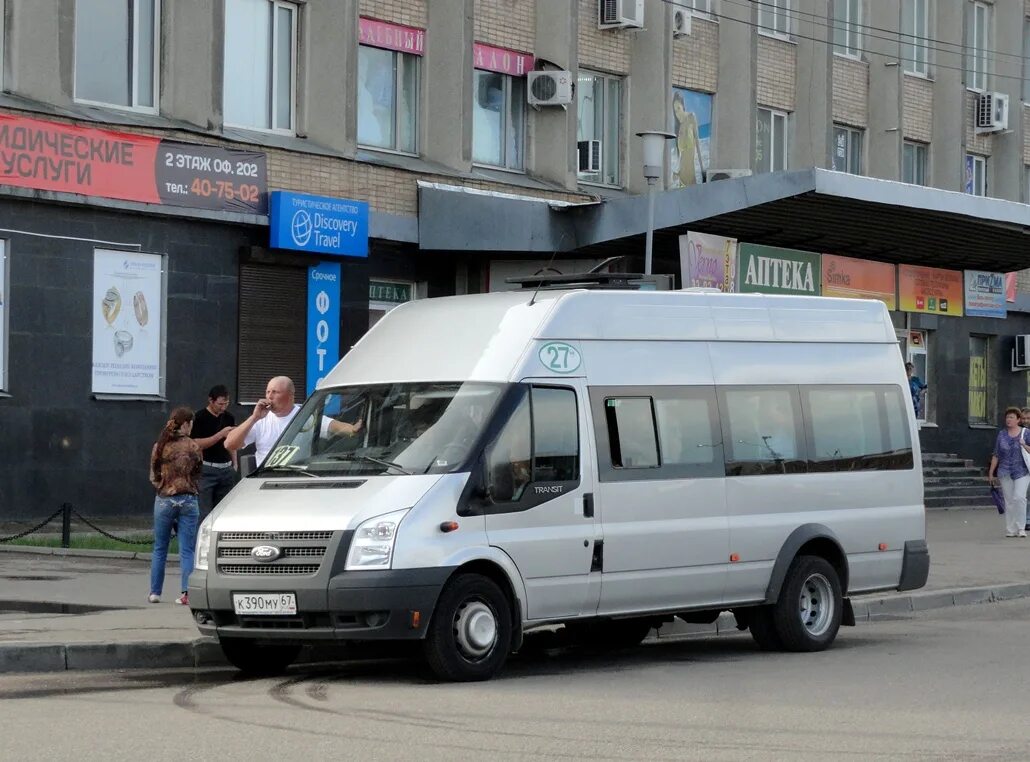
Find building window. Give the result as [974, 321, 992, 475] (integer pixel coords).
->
[681, 0, 712, 16]
[966, 154, 987, 196]
[74, 0, 159, 111]
[224, 0, 297, 133]
[832, 125, 863, 174]
[1023, 18, 1030, 101]
[966, 1, 992, 91]
[758, 0, 790, 37]
[357, 45, 419, 154]
[473, 70, 526, 170]
[902, 0, 930, 75]
[577, 70, 622, 186]
[968, 335, 992, 426]
[903, 141, 928, 185]
[832, 0, 861, 57]
[755, 108, 788, 173]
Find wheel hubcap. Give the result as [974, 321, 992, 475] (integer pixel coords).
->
[798, 573, 833, 637]
[454, 600, 497, 660]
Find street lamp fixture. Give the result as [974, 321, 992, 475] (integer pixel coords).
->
[636, 130, 675, 275]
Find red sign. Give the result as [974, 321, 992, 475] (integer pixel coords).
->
[0, 114, 267, 214]
[473, 42, 534, 76]
[359, 17, 425, 55]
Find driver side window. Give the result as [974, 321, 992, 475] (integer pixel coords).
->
[485, 395, 531, 503]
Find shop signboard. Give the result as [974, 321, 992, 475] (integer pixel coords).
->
[369, 280, 412, 303]
[0, 241, 7, 390]
[964, 270, 1006, 319]
[821, 254, 896, 310]
[0, 114, 267, 214]
[679, 232, 736, 291]
[359, 16, 425, 54]
[898, 264, 964, 316]
[737, 243, 820, 296]
[91, 249, 165, 396]
[473, 42, 534, 75]
[307, 262, 341, 397]
[269, 191, 369, 258]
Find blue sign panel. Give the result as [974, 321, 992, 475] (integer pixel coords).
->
[307, 262, 341, 396]
[964, 270, 1007, 319]
[270, 191, 369, 257]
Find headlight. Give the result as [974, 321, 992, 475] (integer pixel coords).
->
[346, 509, 409, 571]
[195, 515, 213, 571]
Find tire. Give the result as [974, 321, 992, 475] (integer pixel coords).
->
[747, 606, 784, 651]
[219, 638, 301, 676]
[423, 573, 512, 682]
[566, 618, 654, 650]
[771, 555, 843, 652]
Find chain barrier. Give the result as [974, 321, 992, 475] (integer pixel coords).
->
[0, 506, 67, 543]
[0, 504, 154, 546]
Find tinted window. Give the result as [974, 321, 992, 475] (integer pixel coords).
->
[532, 387, 579, 482]
[604, 397, 659, 468]
[806, 388, 884, 471]
[884, 386, 913, 456]
[722, 388, 805, 475]
[655, 396, 718, 466]
[485, 394, 531, 503]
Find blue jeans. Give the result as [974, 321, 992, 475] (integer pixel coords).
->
[150, 494, 199, 596]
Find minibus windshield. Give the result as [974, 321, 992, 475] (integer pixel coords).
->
[255, 382, 506, 477]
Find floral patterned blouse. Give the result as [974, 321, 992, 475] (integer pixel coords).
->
[150, 435, 202, 497]
[993, 428, 1030, 479]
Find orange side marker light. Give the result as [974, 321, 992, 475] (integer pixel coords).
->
[729, 553, 740, 563]
[410, 610, 421, 629]
[440, 521, 459, 533]
[878, 543, 888, 551]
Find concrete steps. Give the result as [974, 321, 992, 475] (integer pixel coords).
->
[922, 452, 992, 511]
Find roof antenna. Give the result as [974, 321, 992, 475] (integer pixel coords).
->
[529, 248, 559, 306]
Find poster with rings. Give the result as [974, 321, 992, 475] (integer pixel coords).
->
[91, 249, 164, 396]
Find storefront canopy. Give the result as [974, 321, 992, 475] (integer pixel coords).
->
[418, 169, 1030, 272]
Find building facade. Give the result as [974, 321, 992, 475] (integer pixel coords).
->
[3, 0, 1030, 518]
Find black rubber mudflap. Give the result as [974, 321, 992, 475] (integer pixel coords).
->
[842, 598, 856, 627]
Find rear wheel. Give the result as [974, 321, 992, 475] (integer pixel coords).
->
[423, 573, 512, 682]
[772, 555, 843, 652]
[219, 638, 301, 676]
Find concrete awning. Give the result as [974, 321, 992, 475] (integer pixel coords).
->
[418, 169, 1030, 272]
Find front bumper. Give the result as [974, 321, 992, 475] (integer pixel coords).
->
[189, 566, 454, 642]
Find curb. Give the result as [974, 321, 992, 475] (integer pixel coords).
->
[0, 544, 178, 563]
[3, 581, 1029, 676]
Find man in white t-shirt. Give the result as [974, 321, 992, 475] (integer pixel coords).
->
[225, 376, 362, 465]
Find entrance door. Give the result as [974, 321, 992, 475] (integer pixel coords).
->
[906, 330, 929, 423]
[484, 382, 599, 620]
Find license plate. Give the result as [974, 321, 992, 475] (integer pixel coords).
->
[233, 593, 297, 616]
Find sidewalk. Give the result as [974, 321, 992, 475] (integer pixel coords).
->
[1, 508, 1027, 674]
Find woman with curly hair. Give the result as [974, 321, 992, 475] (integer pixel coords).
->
[148, 407, 202, 604]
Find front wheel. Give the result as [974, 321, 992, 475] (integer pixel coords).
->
[220, 638, 301, 676]
[772, 555, 843, 652]
[423, 573, 512, 682]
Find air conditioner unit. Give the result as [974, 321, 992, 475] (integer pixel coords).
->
[577, 140, 602, 174]
[598, 0, 644, 29]
[672, 8, 692, 38]
[1014, 335, 1030, 369]
[527, 70, 574, 106]
[706, 168, 752, 182]
[975, 91, 1009, 133]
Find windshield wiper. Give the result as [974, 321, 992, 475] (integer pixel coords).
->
[255, 464, 323, 479]
[325, 453, 413, 475]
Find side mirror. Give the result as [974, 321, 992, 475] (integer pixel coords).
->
[239, 453, 256, 477]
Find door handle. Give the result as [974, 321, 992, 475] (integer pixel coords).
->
[582, 493, 594, 518]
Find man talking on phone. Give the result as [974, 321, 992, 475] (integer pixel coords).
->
[225, 376, 362, 466]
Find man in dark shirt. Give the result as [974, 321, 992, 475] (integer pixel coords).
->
[192, 384, 237, 520]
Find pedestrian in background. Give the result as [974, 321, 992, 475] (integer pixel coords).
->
[148, 407, 202, 604]
[192, 384, 237, 520]
[986, 407, 1030, 538]
[905, 362, 927, 418]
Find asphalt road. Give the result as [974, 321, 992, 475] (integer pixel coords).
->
[4, 600, 1030, 761]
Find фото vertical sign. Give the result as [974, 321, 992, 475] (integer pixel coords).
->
[307, 262, 341, 396]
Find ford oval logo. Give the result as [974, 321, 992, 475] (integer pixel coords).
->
[251, 545, 282, 563]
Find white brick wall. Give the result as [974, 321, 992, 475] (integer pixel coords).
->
[756, 35, 795, 111]
[672, 17, 718, 91]
[902, 75, 932, 143]
[475, 0, 536, 52]
[359, 0, 427, 27]
[578, 0, 631, 73]
[831, 56, 868, 127]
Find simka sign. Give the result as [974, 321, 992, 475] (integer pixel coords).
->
[0, 114, 267, 214]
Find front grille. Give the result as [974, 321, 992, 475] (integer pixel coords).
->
[220, 531, 333, 541]
[218, 547, 326, 559]
[219, 564, 321, 575]
[215, 529, 335, 578]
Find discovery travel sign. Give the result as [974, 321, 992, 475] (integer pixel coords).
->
[269, 191, 369, 257]
[0, 114, 267, 214]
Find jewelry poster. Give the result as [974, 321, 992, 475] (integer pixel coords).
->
[91, 249, 164, 396]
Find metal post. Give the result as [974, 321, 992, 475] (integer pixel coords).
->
[644, 178, 657, 275]
[61, 503, 71, 548]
